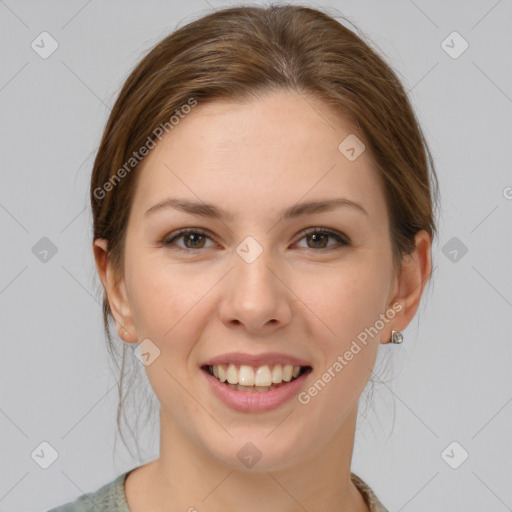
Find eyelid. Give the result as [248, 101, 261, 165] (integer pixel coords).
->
[294, 227, 350, 247]
[161, 227, 218, 248]
[161, 226, 350, 252]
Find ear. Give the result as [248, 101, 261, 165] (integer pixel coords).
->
[382, 230, 432, 344]
[93, 238, 137, 343]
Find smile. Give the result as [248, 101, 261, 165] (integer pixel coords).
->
[203, 363, 310, 391]
[201, 363, 313, 412]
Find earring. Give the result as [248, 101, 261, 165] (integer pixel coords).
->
[121, 323, 129, 336]
[390, 330, 403, 344]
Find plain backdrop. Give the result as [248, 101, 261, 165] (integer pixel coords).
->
[1, 1, 511, 511]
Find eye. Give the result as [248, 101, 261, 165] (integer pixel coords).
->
[161, 227, 349, 253]
[294, 228, 349, 250]
[161, 228, 217, 251]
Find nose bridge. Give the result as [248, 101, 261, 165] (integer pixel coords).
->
[233, 236, 278, 301]
[220, 235, 291, 330]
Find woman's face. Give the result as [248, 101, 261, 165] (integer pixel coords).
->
[115, 90, 402, 470]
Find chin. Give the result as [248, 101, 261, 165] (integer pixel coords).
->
[204, 430, 309, 473]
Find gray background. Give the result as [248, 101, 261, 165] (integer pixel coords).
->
[1, 0, 511, 510]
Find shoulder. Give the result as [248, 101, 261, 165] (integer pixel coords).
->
[351, 472, 390, 512]
[46, 471, 131, 512]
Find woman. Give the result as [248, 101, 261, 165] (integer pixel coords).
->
[48, 4, 438, 511]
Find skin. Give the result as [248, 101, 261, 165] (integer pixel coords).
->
[94, 89, 431, 512]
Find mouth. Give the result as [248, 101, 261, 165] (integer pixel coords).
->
[201, 363, 313, 393]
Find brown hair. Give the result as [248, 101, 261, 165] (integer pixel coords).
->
[90, 3, 439, 458]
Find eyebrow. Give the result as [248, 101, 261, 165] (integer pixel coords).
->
[144, 197, 368, 221]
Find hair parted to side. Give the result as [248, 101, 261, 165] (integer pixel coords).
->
[90, 3, 439, 458]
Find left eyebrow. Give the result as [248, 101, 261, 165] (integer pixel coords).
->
[144, 197, 369, 220]
[282, 198, 368, 219]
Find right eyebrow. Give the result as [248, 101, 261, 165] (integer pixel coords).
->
[144, 197, 234, 220]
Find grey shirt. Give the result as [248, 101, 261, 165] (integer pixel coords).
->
[47, 469, 389, 512]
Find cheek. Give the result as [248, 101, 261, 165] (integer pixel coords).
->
[124, 255, 210, 413]
[300, 258, 388, 345]
[125, 253, 224, 381]
[294, 255, 388, 399]
[126, 253, 203, 337]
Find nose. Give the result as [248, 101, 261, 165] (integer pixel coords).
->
[218, 245, 293, 333]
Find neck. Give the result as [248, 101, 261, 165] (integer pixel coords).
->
[131, 404, 369, 512]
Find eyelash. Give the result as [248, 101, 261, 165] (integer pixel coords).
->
[161, 227, 350, 253]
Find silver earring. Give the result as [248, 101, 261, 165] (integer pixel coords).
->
[121, 323, 129, 336]
[390, 330, 403, 344]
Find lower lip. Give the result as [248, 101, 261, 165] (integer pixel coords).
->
[201, 368, 311, 413]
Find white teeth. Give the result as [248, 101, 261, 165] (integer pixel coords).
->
[226, 363, 238, 384]
[239, 365, 255, 386]
[209, 363, 305, 387]
[282, 364, 293, 382]
[271, 364, 282, 383]
[254, 365, 272, 387]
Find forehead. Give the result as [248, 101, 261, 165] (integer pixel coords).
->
[130, 90, 387, 224]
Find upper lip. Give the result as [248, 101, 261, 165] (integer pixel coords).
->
[201, 352, 312, 368]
